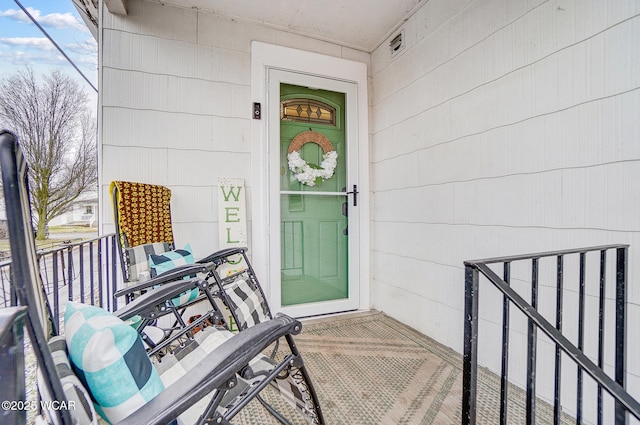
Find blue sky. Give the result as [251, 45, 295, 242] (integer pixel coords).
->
[0, 0, 97, 96]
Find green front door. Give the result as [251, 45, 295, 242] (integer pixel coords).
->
[280, 84, 348, 306]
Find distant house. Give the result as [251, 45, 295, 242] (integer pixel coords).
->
[0, 190, 97, 237]
[48, 191, 98, 227]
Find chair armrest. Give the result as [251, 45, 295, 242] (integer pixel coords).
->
[197, 247, 247, 265]
[118, 313, 301, 425]
[114, 264, 209, 298]
[114, 279, 203, 321]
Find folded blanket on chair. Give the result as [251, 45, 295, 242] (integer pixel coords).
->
[111, 181, 175, 248]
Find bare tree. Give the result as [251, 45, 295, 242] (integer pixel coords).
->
[0, 67, 97, 239]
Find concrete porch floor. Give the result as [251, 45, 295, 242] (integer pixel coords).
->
[231, 310, 574, 424]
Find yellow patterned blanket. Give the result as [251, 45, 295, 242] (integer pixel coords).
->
[110, 181, 174, 248]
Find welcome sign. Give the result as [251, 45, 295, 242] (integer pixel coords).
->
[217, 177, 247, 248]
[216, 177, 247, 331]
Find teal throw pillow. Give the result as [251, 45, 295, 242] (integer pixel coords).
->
[148, 244, 199, 307]
[64, 301, 165, 424]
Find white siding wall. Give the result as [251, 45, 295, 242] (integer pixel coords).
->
[370, 0, 640, 418]
[99, 0, 369, 257]
[100, 0, 640, 419]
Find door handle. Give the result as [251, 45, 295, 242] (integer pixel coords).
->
[346, 184, 358, 207]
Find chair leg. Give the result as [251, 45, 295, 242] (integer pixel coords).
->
[250, 363, 324, 425]
[284, 334, 325, 425]
[257, 394, 293, 425]
[295, 365, 325, 425]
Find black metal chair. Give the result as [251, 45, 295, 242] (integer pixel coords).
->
[109, 180, 231, 349]
[0, 129, 323, 425]
[109, 180, 325, 424]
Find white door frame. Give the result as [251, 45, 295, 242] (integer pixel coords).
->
[269, 70, 357, 317]
[250, 41, 370, 317]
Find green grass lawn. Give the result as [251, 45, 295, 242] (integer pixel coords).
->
[48, 225, 98, 234]
[0, 225, 99, 255]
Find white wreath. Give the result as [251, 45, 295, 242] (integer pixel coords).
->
[287, 150, 338, 187]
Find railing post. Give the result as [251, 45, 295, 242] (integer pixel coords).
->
[89, 241, 95, 305]
[577, 252, 586, 424]
[10, 265, 17, 307]
[462, 264, 479, 425]
[597, 249, 607, 425]
[52, 253, 60, 332]
[67, 246, 73, 301]
[615, 247, 628, 425]
[500, 262, 511, 425]
[554, 254, 564, 425]
[79, 244, 85, 304]
[98, 238, 104, 308]
[526, 258, 539, 425]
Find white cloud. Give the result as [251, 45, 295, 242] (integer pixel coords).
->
[0, 8, 30, 23]
[0, 7, 87, 32]
[0, 37, 54, 50]
[0, 49, 66, 67]
[0, 7, 97, 90]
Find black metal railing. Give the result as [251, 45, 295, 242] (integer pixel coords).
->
[463, 244, 640, 425]
[1, 234, 118, 331]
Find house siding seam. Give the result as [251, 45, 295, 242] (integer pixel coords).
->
[370, 0, 640, 420]
[98, 0, 640, 419]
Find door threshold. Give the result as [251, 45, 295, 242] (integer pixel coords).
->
[297, 308, 371, 323]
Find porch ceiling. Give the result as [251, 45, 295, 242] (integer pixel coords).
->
[120, 0, 424, 52]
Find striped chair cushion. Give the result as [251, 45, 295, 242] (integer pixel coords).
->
[155, 326, 233, 386]
[38, 336, 98, 425]
[64, 302, 165, 424]
[124, 242, 170, 283]
[155, 326, 233, 425]
[156, 325, 318, 425]
[224, 279, 270, 330]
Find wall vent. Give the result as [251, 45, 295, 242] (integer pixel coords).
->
[389, 30, 405, 58]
